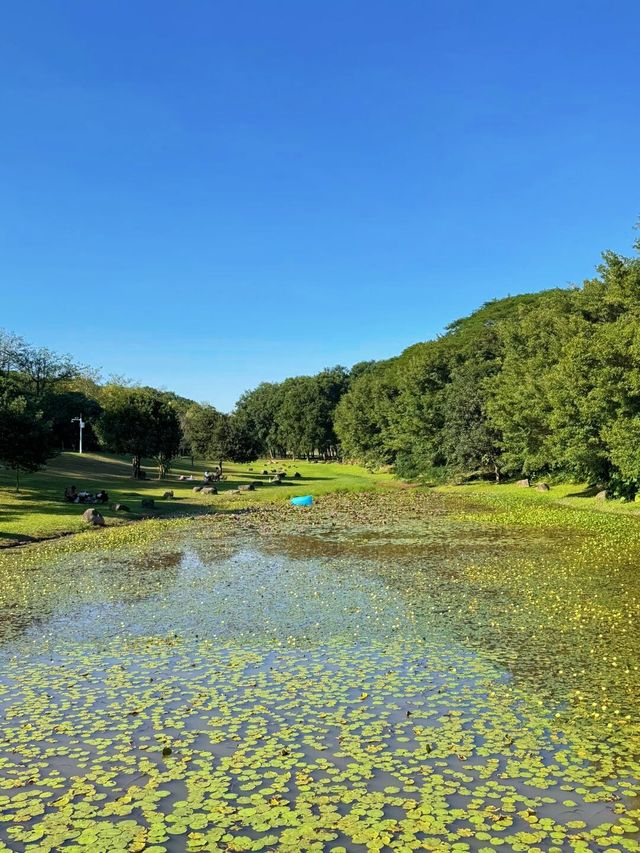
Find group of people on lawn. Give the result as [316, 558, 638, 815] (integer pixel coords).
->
[178, 466, 223, 483]
[64, 466, 221, 504]
[64, 485, 108, 504]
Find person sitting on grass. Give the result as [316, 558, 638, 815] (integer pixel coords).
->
[64, 485, 79, 503]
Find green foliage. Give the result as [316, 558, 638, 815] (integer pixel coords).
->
[0, 380, 57, 490]
[234, 366, 349, 460]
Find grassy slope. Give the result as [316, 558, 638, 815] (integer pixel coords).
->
[0, 452, 394, 545]
[438, 479, 640, 516]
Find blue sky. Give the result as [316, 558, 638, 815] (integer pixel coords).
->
[1, 1, 639, 410]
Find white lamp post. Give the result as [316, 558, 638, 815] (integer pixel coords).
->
[71, 415, 85, 454]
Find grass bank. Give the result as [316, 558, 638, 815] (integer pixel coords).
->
[0, 452, 394, 546]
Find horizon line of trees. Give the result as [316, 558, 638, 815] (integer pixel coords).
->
[2, 230, 640, 495]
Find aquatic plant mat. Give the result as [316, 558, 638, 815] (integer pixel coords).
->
[0, 491, 638, 851]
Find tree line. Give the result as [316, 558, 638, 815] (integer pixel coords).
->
[2, 233, 639, 494]
[0, 335, 363, 488]
[335, 236, 640, 496]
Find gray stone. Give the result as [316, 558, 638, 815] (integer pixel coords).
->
[192, 486, 203, 493]
[82, 508, 105, 526]
[238, 484, 255, 492]
[516, 478, 530, 488]
[595, 489, 608, 501]
[202, 486, 218, 494]
[536, 483, 550, 492]
[141, 498, 155, 509]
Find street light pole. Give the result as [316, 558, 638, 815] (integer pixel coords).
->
[71, 415, 85, 454]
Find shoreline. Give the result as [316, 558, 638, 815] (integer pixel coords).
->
[2, 479, 640, 557]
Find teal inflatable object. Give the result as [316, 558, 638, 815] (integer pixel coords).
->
[291, 495, 313, 507]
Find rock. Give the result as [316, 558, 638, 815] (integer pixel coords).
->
[192, 486, 203, 493]
[536, 483, 550, 492]
[516, 478, 530, 488]
[82, 508, 105, 526]
[293, 472, 302, 479]
[202, 486, 218, 494]
[141, 498, 155, 509]
[595, 489, 608, 501]
[163, 490, 174, 499]
[238, 484, 255, 492]
[114, 504, 130, 512]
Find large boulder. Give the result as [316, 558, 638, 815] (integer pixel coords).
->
[238, 484, 255, 492]
[192, 486, 203, 493]
[82, 508, 105, 526]
[516, 478, 530, 488]
[536, 482, 550, 492]
[141, 498, 155, 509]
[595, 489, 608, 501]
[202, 486, 218, 494]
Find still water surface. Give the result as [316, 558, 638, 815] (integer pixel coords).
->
[0, 495, 638, 851]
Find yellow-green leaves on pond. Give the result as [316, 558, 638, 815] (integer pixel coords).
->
[0, 490, 639, 851]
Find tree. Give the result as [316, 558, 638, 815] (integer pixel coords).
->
[234, 383, 286, 459]
[182, 404, 221, 459]
[334, 362, 397, 466]
[0, 381, 56, 490]
[0, 330, 26, 377]
[96, 386, 182, 479]
[441, 364, 502, 480]
[15, 345, 82, 398]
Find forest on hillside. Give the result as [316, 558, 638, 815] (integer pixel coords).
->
[2, 234, 640, 495]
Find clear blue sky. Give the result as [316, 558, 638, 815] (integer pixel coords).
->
[1, 2, 638, 410]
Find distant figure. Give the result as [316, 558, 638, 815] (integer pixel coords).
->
[95, 490, 109, 504]
[64, 485, 78, 503]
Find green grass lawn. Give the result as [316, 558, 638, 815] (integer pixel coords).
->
[0, 452, 394, 545]
[438, 478, 640, 516]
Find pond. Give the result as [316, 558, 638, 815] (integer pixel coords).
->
[0, 491, 639, 851]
